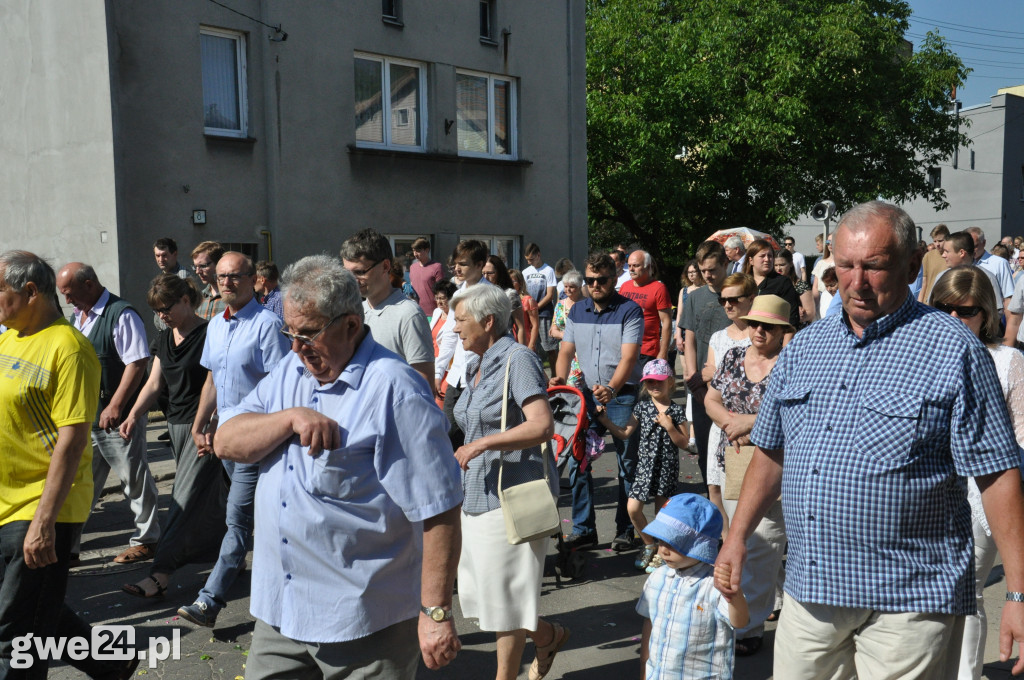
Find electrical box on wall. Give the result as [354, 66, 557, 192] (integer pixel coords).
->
[192, 209, 207, 225]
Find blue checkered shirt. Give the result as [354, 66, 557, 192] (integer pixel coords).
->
[752, 293, 1021, 615]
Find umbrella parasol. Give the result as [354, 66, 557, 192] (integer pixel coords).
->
[705, 227, 781, 251]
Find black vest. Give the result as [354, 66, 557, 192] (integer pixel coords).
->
[77, 293, 144, 428]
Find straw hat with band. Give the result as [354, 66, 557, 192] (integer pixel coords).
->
[739, 294, 794, 334]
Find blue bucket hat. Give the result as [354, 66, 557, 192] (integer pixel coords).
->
[642, 494, 723, 565]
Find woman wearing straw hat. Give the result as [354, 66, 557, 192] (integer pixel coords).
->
[703, 294, 790, 656]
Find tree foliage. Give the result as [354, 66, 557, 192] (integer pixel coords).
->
[586, 0, 970, 271]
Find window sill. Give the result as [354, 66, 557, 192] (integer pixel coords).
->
[348, 145, 531, 166]
[382, 16, 404, 28]
[204, 133, 257, 144]
[479, 36, 498, 47]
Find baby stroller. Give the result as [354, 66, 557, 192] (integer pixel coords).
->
[548, 385, 593, 583]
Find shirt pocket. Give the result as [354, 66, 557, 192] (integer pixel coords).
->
[856, 390, 922, 469]
[777, 384, 812, 449]
[308, 443, 372, 500]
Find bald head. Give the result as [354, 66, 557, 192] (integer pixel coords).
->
[56, 262, 103, 312]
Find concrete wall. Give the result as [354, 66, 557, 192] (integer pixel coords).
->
[0, 0, 120, 294]
[107, 0, 587, 309]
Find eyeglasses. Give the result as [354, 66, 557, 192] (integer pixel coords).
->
[347, 260, 382, 279]
[153, 303, 175, 315]
[784, 241, 795, 247]
[935, 302, 983, 318]
[584, 275, 611, 286]
[280, 314, 345, 346]
[216, 272, 250, 283]
[717, 295, 747, 306]
[748, 320, 784, 331]
[192, 263, 212, 271]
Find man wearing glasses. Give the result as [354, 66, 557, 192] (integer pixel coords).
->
[551, 251, 643, 551]
[341, 230, 435, 395]
[178, 251, 290, 628]
[213, 256, 462, 679]
[783, 237, 806, 282]
[191, 241, 227, 320]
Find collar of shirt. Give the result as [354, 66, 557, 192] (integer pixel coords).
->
[74, 288, 111, 333]
[839, 290, 915, 344]
[365, 287, 406, 314]
[477, 334, 517, 382]
[579, 292, 629, 316]
[292, 327, 376, 393]
[223, 296, 262, 322]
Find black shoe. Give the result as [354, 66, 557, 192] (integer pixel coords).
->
[563, 532, 598, 550]
[68, 553, 81, 568]
[610, 530, 637, 552]
[157, 431, 170, 441]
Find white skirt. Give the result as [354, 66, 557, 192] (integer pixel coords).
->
[458, 507, 548, 632]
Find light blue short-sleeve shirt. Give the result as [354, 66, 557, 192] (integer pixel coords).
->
[220, 330, 463, 643]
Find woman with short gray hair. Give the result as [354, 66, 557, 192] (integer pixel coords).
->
[549, 271, 585, 387]
[449, 284, 569, 680]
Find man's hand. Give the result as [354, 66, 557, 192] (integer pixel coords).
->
[290, 408, 340, 456]
[714, 535, 747, 600]
[97, 403, 122, 432]
[591, 384, 614, 404]
[23, 518, 57, 569]
[419, 616, 461, 670]
[1000, 600, 1024, 674]
[118, 414, 138, 442]
[191, 422, 215, 457]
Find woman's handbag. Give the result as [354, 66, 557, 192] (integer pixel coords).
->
[496, 351, 560, 545]
[723, 445, 757, 501]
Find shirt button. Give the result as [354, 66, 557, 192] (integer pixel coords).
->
[826, 424, 833, 431]
[282, 502, 287, 508]
[286, 574, 292, 580]
[312, 396, 318, 403]
[288, 465, 294, 470]
[812, 469, 819, 475]
[810, 560, 817, 567]
[808, 515, 815, 521]
[282, 538, 288, 544]
[840, 384, 847, 390]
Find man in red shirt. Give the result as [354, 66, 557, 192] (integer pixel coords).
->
[408, 238, 445, 317]
[619, 250, 672, 366]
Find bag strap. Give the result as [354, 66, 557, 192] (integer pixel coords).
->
[498, 349, 550, 491]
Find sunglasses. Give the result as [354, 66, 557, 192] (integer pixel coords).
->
[717, 295, 747, 306]
[935, 302, 983, 318]
[748, 319, 784, 331]
[584, 275, 611, 286]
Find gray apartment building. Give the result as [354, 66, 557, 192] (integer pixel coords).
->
[1, 0, 586, 314]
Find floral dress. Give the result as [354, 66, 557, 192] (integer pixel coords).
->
[709, 346, 772, 476]
[553, 299, 584, 387]
[629, 399, 687, 502]
[704, 330, 751, 487]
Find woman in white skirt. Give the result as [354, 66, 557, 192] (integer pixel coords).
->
[451, 284, 570, 680]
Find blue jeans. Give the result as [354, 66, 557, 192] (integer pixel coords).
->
[0, 522, 122, 679]
[196, 460, 257, 613]
[566, 387, 639, 538]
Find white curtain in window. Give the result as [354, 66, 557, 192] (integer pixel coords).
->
[457, 74, 488, 153]
[201, 34, 240, 130]
[355, 58, 384, 144]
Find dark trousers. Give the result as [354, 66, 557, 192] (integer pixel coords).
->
[0, 521, 122, 679]
[689, 391, 712, 496]
[443, 385, 466, 451]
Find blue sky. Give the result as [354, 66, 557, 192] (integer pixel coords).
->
[909, 1, 1024, 107]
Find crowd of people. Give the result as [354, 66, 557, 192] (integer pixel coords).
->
[2, 200, 1024, 679]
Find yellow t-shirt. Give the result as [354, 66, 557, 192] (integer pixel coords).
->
[0, 318, 100, 525]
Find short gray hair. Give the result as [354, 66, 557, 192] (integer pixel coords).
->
[965, 226, 985, 246]
[71, 263, 100, 286]
[0, 251, 56, 297]
[724, 236, 744, 251]
[631, 250, 653, 269]
[281, 255, 363, 321]
[562, 270, 584, 288]
[451, 283, 511, 337]
[836, 201, 917, 261]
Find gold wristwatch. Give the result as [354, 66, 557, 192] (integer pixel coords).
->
[421, 605, 453, 622]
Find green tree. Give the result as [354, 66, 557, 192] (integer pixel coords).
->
[587, 0, 969, 273]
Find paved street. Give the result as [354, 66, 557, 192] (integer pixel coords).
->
[49, 415, 1019, 679]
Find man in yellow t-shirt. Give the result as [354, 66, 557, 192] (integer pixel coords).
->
[0, 250, 137, 678]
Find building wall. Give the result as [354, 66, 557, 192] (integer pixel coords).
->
[108, 0, 587, 311]
[0, 0, 120, 294]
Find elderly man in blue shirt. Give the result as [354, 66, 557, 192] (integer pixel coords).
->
[173, 252, 290, 625]
[717, 201, 1024, 678]
[214, 255, 463, 679]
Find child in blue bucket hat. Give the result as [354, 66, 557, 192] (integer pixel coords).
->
[636, 494, 749, 679]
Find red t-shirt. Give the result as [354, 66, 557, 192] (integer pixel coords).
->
[619, 278, 671, 357]
[409, 260, 444, 316]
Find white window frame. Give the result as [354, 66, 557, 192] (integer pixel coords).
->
[200, 26, 248, 138]
[460, 235, 519, 267]
[354, 53, 428, 152]
[456, 69, 517, 159]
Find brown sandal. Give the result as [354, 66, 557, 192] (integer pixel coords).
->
[121, 576, 166, 599]
[113, 543, 156, 564]
[529, 622, 570, 680]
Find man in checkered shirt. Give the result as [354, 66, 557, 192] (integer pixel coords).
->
[716, 201, 1024, 678]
